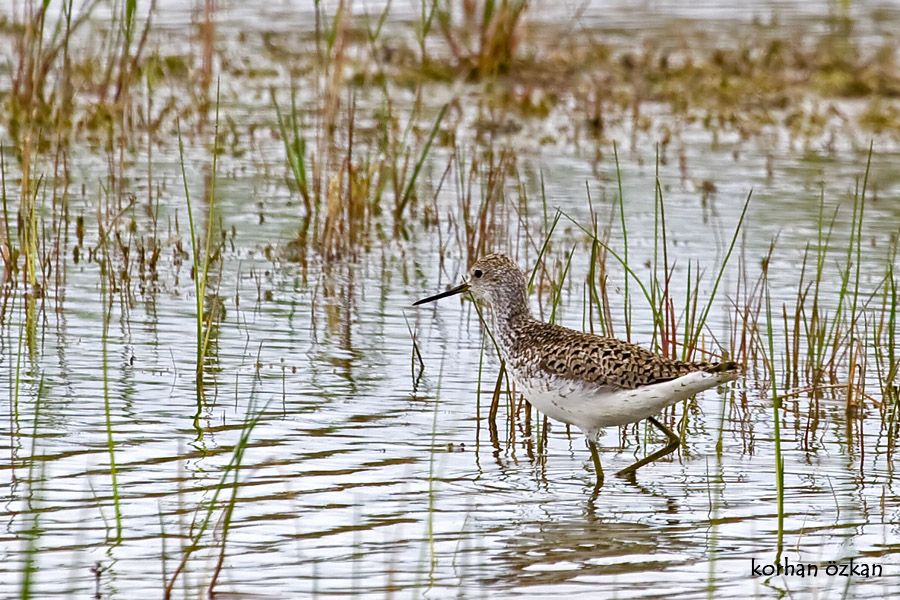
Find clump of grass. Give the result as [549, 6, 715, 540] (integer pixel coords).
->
[177, 83, 225, 403]
[272, 85, 311, 216]
[434, 0, 530, 78]
[7, 0, 154, 146]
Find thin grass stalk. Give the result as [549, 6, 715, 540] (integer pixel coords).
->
[417, 0, 439, 62]
[164, 400, 267, 598]
[587, 236, 605, 336]
[560, 209, 660, 327]
[764, 280, 784, 556]
[682, 262, 704, 359]
[613, 142, 631, 341]
[404, 314, 425, 387]
[654, 153, 673, 356]
[23, 179, 42, 353]
[19, 460, 46, 600]
[548, 245, 575, 324]
[884, 261, 898, 457]
[527, 209, 560, 294]
[207, 456, 242, 595]
[176, 120, 203, 393]
[101, 259, 123, 544]
[584, 182, 603, 336]
[476, 335, 486, 445]
[11, 297, 25, 453]
[808, 194, 839, 382]
[1, 151, 14, 281]
[651, 152, 660, 347]
[198, 81, 222, 371]
[395, 103, 448, 226]
[114, 0, 136, 99]
[363, 0, 391, 49]
[686, 189, 753, 358]
[19, 375, 46, 600]
[158, 506, 168, 593]
[846, 151, 868, 404]
[681, 261, 702, 361]
[790, 250, 810, 389]
[24, 375, 44, 499]
[828, 150, 870, 377]
[540, 170, 549, 235]
[886, 263, 897, 392]
[176, 81, 222, 403]
[426, 353, 445, 583]
[488, 362, 506, 425]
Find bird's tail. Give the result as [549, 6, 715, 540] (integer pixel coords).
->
[699, 360, 740, 380]
[651, 357, 740, 386]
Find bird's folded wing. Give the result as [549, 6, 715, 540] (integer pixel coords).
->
[534, 325, 698, 390]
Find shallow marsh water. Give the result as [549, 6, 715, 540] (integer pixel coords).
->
[2, 1, 900, 598]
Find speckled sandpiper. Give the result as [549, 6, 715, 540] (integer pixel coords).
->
[414, 253, 738, 489]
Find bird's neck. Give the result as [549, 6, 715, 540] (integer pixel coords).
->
[489, 293, 531, 358]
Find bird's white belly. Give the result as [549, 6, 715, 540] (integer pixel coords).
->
[512, 369, 731, 438]
[514, 375, 634, 432]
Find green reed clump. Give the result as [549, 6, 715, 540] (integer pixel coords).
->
[272, 86, 311, 214]
[585, 193, 614, 339]
[764, 148, 884, 405]
[177, 84, 225, 402]
[272, 34, 454, 263]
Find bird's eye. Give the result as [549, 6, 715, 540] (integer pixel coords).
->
[473, 269, 483, 279]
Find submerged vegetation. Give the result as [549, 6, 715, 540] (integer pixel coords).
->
[0, 0, 898, 598]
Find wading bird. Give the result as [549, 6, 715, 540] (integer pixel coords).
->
[414, 253, 738, 489]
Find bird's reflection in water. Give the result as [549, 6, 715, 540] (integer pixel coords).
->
[480, 513, 694, 590]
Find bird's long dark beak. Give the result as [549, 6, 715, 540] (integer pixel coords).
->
[413, 282, 470, 306]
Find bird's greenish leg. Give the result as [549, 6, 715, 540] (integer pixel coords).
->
[616, 416, 681, 477]
[587, 440, 604, 489]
